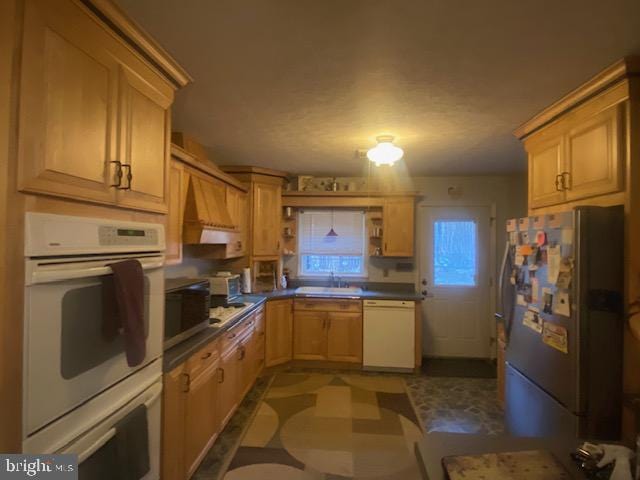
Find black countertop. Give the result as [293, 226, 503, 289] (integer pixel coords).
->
[259, 288, 423, 302]
[163, 286, 421, 372]
[414, 432, 587, 479]
[163, 295, 267, 372]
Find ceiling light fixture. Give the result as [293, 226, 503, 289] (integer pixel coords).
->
[366, 135, 403, 166]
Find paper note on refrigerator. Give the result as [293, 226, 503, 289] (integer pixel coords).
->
[547, 245, 561, 284]
[523, 309, 543, 334]
[542, 322, 568, 354]
[517, 294, 527, 306]
[553, 291, 571, 317]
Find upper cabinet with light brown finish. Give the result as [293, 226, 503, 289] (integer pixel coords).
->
[515, 59, 637, 211]
[16, 0, 191, 213]
[382, 196, 415, 257]
[220, 166, 289, 260]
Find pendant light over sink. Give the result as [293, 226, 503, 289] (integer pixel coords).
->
[326, 209, 338, 237]
[367, 135, 404, 166]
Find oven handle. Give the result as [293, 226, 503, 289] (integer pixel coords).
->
[30, 258, 164, 284]
[74, 428, 116, 464]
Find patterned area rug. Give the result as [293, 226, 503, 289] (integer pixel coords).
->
[223, 373, 424, 480]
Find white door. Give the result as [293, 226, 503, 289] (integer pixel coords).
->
[419, 206, 491, 358]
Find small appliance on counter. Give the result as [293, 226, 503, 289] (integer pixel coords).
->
[208, 272, 241, 299]
[164, 278, 211, 349]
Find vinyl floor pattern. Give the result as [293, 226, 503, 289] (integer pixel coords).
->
[193, 370, 504, 480]
[224, 373, 424, 480]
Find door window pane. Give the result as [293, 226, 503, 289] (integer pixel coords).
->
[433, 220, 477, 286]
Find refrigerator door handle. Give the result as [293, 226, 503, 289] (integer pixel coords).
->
[498, 241, 514, 341]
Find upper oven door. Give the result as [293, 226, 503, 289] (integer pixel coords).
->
[24, 254, 164, 435]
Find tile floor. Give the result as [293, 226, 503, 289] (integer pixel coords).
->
[194, 367, 504, 480]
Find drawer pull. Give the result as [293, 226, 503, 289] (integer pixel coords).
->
[227, 333, 237, 340]
[181, 373, 191, 393]
[218, 367, 224, 384]
[201, 352, 213, 360]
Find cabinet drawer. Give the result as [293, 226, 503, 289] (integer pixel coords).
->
[294, 299, 362, 313]
[186, 340, 220, 380]
[221, 315, 256, 352]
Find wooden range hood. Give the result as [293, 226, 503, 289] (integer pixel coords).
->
[183, 174, 238, 245]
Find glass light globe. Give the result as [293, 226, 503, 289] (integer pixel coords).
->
[366, 140, 404, 166]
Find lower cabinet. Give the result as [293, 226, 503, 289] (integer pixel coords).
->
[292, 300, 363, 363]
[162, 306, 265, 480]
[293, 310, 327, 360]
[326, 312, 363, 363]
[265, 299, 293, 366]
[184, 360, 220, 477]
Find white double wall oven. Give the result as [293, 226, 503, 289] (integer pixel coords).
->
[22, 213, 166, 478]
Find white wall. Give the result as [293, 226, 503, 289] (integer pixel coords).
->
[284, 174, 527, 285]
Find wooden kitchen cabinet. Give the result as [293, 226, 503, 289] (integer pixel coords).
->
[162, 365, 187, 480]
[382, 197, 415, 257]
[527, 135, 565, 208]
[564, 104, 623, 201]
[166, 160, 189, 264]
[218, 343, 240, 429]
[326, 312, 362, 363]
[292, 300, 363, 363]
[252, 181, 282, 256]
[293, 310, 327, 361]
[184, 360, 220, 478]
[265, 299, 293, 367]
[17, 0, 186, 213]
[520, 85, 626, 210]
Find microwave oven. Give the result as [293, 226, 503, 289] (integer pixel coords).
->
[164, 278, 211, 350]
[208, 274, 241, 299]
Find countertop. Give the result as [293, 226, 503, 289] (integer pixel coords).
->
[163, 295, 267, 372]
[163, 286, 421, 372]
[258, 288, 423, 302]
[414, 432, 586, 479]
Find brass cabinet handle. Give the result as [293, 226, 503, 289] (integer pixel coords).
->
[554, 174, 563, 192]
[121, 164, 132, 190]
[561, 171, 570, 190]
[110, 161, 123, 188]
[201, 352, 212, 360]
[181, 373, 191, 393]
[217, 367, 224, 384]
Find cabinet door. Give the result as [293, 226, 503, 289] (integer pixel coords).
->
[17, 0, 119, 205]
[564, 104, 624, 201]
[527, 136, 565, 208]
[252, 182, 282, 256]
[116, 63, 173, 213]
[327, 312, 363, 363]
[383, 197, 415, 257]
[218, 346, 240, 428]
[166, 161, 188, 264]
[265, 299, 293, 367]
[293, 310, 327, 361]
[162, 366, 186, 480]
[184, 360, 219, 478]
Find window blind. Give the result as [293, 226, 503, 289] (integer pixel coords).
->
[298, 210, 365, 255]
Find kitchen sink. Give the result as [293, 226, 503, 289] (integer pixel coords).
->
[295, 286, 363, 296]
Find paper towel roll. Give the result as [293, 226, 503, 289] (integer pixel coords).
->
[241, 267, 252, 294]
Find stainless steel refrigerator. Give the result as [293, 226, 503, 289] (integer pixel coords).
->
[496, 206, 624, 440]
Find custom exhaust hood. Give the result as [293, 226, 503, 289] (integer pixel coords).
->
[182, 174, 238, 245]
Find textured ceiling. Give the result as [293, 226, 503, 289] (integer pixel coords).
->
[116, 0, 640, 176]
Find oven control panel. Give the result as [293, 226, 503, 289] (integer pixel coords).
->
[98, 226, 158, 246]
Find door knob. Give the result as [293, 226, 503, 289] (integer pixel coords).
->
[421, 279, 427, 286]
[421, 290, 428, 296]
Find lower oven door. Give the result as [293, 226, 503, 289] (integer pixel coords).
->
[59, 380, 161, 480]
[24, 254, 164, 435]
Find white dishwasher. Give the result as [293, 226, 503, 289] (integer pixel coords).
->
[363, 300, 415, 371]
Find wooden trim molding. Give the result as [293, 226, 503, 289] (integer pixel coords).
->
[514, 56, 640, 139]
[77, 0, 192, 88]
[219, 165, 289, 180]
[282, 191, 421, 208]
[171, 144, 248, 192]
